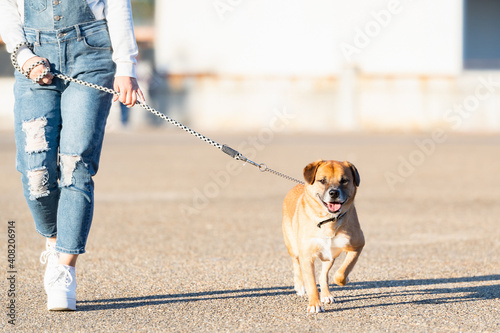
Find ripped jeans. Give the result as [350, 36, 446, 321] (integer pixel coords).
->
[13, 20, 115, 254]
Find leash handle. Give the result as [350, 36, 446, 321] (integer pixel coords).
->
[10, 43, 50, 83]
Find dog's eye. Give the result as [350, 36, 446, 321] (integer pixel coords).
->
[318, 178, 327, 185]
[340, 177, 349, 185]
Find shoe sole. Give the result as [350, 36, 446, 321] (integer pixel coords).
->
[48, 297, 76, 311]
[49, 307, 76, 311]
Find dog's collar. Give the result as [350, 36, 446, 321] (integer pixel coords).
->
[317, 212, 347, 229]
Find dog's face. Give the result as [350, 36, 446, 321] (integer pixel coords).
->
[303, 160, 360, 214]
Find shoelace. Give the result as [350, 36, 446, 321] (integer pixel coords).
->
[40, 244, 58, 265]
[48, 265, 73, 288]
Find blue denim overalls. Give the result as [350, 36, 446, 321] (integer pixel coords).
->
[14, 0, 116, 254]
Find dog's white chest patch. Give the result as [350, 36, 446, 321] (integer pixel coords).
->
[332, 235, 350, 249]
[312, 237, 333, 261]
[312, 237, 331, 250]
[312, 235, 350, 261]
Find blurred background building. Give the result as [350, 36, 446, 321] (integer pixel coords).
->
[1, 0, 500, 132]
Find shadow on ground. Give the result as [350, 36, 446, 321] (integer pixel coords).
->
[77, 275, 500, 312]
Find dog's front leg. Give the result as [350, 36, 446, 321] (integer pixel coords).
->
[319, 260, 335, 304]
[334, 249, 363, 286]
[299, 255, 324, 313]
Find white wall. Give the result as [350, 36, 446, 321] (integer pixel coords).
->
[155, 0, 462, 76]
[151, 0, 480, 132]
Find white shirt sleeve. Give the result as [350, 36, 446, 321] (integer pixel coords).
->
[0, 0, 36, 69]
[104, 0, 139, 78]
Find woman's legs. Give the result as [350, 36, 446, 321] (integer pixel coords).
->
[14, 72, 62, 241]
[59, 253, 79, 267]
[16, 20, 115, 310]
[48, 237, 78, 266]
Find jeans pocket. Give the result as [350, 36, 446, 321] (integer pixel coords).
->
[82, 30, 112, 51]
[29, 0, 47, 12]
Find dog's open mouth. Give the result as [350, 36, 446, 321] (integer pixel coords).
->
[318, 195, 343, 213]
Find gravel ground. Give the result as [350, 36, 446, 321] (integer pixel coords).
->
[0, 130, 499, 332]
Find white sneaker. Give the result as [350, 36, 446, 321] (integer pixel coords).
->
[47, 264, 77, 311]
[40, 239, 59, 294]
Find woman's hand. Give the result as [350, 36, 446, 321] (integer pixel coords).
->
[113, 76, 145, 108]
[22, 56, 53, 85]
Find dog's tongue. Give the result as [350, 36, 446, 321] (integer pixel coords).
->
[327, 202, 342, 212]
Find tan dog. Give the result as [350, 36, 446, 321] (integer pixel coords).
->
[282, 160, 365, 313]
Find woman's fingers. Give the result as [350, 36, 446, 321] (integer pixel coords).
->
[137, 88, 146, 103]
[22, 57, 53, 85]
[113, 76, 143, 107]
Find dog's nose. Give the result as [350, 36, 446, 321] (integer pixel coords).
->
[329, 188, 340, 198]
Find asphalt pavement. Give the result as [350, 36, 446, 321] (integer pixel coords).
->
[0, 130, 499, 332]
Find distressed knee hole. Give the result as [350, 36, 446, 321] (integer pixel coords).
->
[27, 167, 50, 199]
[59, 154, 82, 187]
[22, 117, 49, 153]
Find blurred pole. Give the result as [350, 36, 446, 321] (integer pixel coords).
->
[338, 65, 359, 130]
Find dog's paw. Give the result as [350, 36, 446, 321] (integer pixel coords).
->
[334, 273, 350, 286]
[321, 296, 336, 304]
[307, 305, 325, 313]
[295, 285, 306, 296]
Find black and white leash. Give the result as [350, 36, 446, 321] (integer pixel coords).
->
[11, 42, 304, 185]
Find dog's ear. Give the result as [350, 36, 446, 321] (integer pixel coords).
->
[344, 161, 360, 187]
[303, 160, 323, 184]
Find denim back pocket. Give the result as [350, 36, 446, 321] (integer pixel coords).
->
[29, 0, 47, 12]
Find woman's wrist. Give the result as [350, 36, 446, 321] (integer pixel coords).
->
[17, 47, 37, 70]
[114, 62, 136, 78]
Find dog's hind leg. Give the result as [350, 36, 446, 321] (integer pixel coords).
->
[319, 260, 335, 304]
